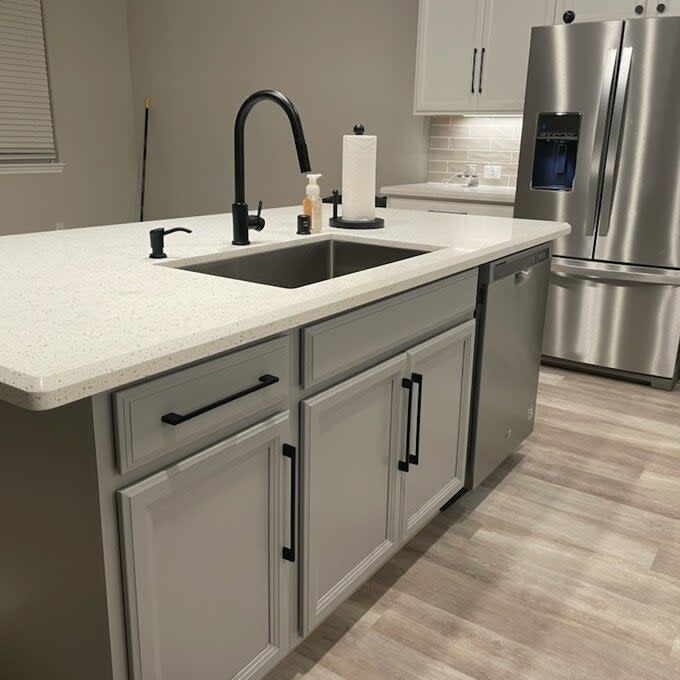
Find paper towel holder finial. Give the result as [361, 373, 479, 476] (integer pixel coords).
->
[353, 124, 365, 135]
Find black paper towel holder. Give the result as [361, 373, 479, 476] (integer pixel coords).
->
[328, 189, 385, 230]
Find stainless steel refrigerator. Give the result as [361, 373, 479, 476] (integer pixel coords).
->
[514, 17, 680, 390]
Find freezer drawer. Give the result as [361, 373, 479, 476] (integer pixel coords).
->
[543, 259, 680, 380]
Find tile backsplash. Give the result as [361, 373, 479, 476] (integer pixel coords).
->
[428, 116, 523, 187]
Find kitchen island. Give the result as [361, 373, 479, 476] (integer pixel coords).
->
[0, 205, 568, 680]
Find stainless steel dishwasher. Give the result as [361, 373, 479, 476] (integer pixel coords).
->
[466, 244, 551, 489]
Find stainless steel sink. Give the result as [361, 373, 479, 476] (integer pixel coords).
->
[176, 239, 430, 288]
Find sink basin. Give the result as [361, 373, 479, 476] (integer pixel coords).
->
[176, 239, 430, 289]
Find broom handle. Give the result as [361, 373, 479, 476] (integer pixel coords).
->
[139, 96, 151, 222]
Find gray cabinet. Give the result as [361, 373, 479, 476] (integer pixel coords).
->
[299, 321, 476, 635]
[118, 412, 292, 680]
[400, 321, 476, 540]
[300, 356, 405, 634]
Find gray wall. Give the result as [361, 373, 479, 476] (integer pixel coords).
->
[126, 0, 428, 220]
[0, 0, 138, 235]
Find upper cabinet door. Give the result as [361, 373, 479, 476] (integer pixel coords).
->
[477, 0, 556, 111]
[555, 0, 647, 22]
[400, 322, 475, 540]
[118, 413, 291, 680]
[414, 0, 484, 113]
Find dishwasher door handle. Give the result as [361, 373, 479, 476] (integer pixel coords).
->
[515, 269, 534, 284]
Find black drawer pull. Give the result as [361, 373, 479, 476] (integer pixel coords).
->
[282, 443, 297, 563]
[399, 377, 414, 472]
[409, 373, 424, 465]
[161, 374, 279, 426]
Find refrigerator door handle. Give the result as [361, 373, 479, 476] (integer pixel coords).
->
[552, 260, 680, 286]
[597, 46, 633, 239]
[585, 48, 619, 236]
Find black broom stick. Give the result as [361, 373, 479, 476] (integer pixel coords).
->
[139, 96, 151, 221]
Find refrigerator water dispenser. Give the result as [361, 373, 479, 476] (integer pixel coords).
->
[531, 113, 581, 191]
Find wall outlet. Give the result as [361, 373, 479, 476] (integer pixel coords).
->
[483, 165, 502, 179]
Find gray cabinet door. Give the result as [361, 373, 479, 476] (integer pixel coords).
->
[300, 356, 405, 634]
[400, 322, 476, 540]
[118, 412, 291, 680]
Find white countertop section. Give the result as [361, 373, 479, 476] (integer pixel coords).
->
[380, 182, 516, 204]
[0, 206, 568, 410]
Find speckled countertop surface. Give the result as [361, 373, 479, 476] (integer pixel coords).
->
[380, 182, 516, 204]
[0, 205, 568, 410]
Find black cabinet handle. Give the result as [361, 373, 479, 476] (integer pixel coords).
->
[471, 48, 478, 94]
[282, 443, 297, 562]
[399, 377, 413, 472]
[409, 373, 424, 465]
[563, 10, 576, 22]
[478, 48, 486, 94]
[635, 4, 645, 13]
[161, 374, 279, 425]
[657, 3, 666, 12]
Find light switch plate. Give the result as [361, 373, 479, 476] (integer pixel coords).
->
[483, 165, 502, 179]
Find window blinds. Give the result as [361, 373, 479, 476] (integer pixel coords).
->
[0, 0, 56, 162]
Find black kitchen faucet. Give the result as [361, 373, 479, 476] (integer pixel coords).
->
[231, 90, 312, 245]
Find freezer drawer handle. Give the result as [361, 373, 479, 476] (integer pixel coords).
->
[552, 262, 680, 286]
[282, 444, 297, 563]
[409, 373, 424, 465]
[399, 377, 414, 472]
[160, 374, 279, 425]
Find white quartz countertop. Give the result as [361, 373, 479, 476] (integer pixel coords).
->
[380, 182, 516, 204]
[0, 205, 568, 410]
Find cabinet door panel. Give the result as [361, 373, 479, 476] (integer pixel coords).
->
[414, 0, 484, 113]
[118, 413, 290, 680]
[478, 0, 555, 111]
[401, 322, 475, 539]
[555, 0, 646, 22]
[301, 356, 405, 634]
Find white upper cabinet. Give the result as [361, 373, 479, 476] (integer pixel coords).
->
[414, 0, 556, 115]
[414, 0, 484, 112]
[478, 0, 556, 111]
[554, 1, 679, 23]
[554, 0, 648, 21]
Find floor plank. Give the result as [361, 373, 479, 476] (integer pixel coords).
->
[265, 367, 680, 680]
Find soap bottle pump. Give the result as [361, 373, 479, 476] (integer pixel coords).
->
[303, 173, 323, 233]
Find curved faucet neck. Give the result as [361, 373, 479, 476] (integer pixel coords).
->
[233, 89, 311, 204]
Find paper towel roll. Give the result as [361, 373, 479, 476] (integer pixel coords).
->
[342, 134, 376, 221]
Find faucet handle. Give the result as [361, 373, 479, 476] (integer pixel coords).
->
[248, 200, 266, 231]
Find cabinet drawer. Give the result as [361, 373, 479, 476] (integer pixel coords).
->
[114, 336, 289, 473]
[301, 272, 477, 388]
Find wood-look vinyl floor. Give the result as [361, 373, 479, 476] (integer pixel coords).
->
[265, 367, 680, 680]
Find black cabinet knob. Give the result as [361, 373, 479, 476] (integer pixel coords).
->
[563, 9, 576, 23]
[635, 4, 645, 14]
[657, 2, 666, 12]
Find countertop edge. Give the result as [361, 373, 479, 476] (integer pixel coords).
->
[1, 228, 568, 411]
